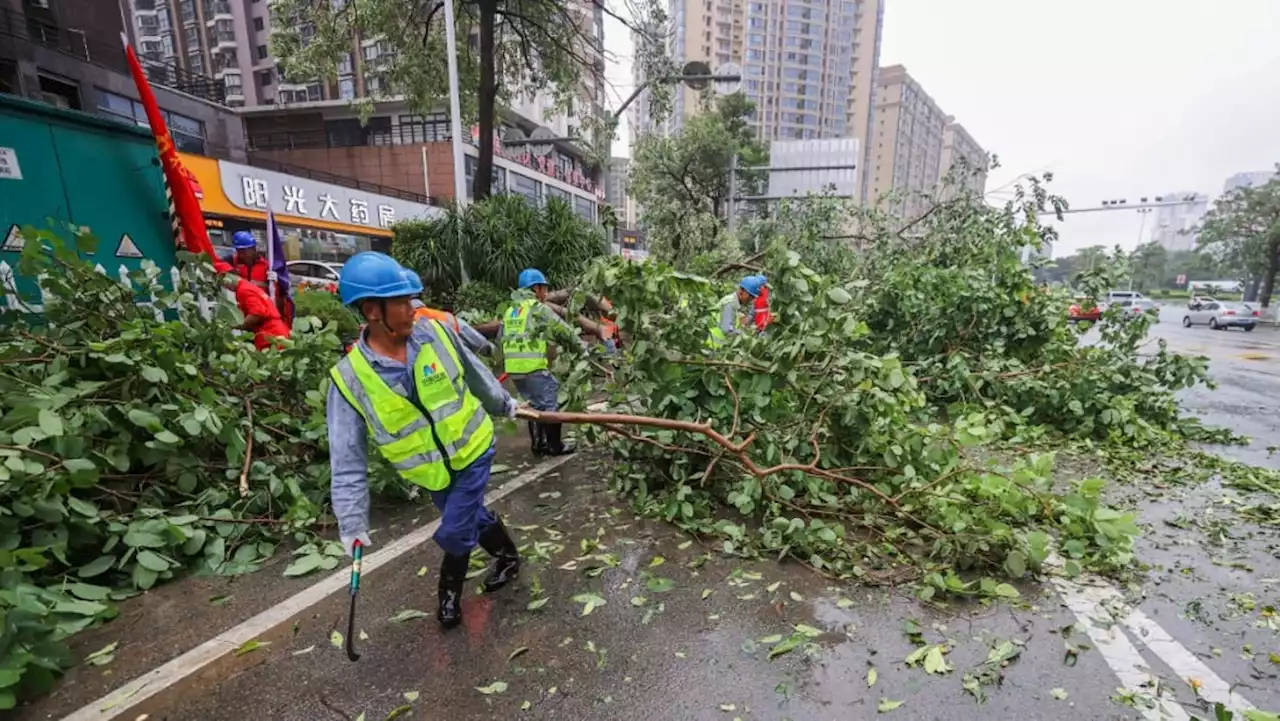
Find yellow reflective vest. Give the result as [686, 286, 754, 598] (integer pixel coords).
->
[707, 293, 739, 347]
[329, 321, 494, 491]
[500, 298, 549, 375]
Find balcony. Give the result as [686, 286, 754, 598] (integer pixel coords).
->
[214, 33, 236, 50]
[0, 7, 229, 106]
[204, 1, 233, 21]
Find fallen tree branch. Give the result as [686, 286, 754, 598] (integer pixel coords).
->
[239, 398, 253, 498]
[520, 408, 896, 506]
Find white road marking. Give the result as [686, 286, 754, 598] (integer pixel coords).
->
[1051, 569, 1255, 719]
[63, 453, 578, 721]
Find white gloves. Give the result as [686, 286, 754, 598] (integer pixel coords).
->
[341, 532, 371, 557]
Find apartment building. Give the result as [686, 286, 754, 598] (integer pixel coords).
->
[939, 118, 987, 197]
[635, 0, 882, 150]
[1224, 171, 1278, 193]
[1148, 192, 1209, 252]
[1, 0, 246, 159]
[865, 65, 944, 218]
[864, 65, 986, 218]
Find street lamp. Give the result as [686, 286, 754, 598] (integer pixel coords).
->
[1129, 207, 1154, 290]
[442, 0, 469, 281]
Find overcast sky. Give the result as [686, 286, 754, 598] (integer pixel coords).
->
[602, 0, 1280, 256]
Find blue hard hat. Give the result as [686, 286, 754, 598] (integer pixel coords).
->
[739, 274, 767, 298]
[338, 252, 423, 306]
[405, 270, 424, 294]
[518, 268, 549, 289]
[232, 231, 257, 250]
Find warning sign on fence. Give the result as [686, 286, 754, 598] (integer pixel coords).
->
[115, 233, 143, 259]
[2, 225, 24, 252]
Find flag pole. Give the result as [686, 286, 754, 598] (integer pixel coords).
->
[266, 211, 278, 302]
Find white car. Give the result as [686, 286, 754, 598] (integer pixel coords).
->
[1182, 301, 1258, 331]
[287, 260, 343, 292]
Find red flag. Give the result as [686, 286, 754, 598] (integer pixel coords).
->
[120, 35, 225, 271]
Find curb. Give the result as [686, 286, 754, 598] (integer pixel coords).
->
[63, 453, 578, 721]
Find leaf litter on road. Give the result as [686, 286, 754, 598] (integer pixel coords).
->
[878, 698, 904, 713]
[85, 641, 118, 667]
[572, 593, 607, 616]
[475, 680, 508, 695]
[389, 608, 431, 622]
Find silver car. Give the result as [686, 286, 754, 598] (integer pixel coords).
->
[1182, 301, 1258, 331]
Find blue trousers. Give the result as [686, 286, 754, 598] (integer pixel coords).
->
[428, 443, 497, 557]
[513, 370, 560, 412]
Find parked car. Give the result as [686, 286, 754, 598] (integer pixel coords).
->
[1107, 290, 1146, 304]
[1182, 301, 1258, 331]
[288, 260, 343, 293]
[1068, 296, 1103, 322]
[1113, 298, 1158, 321]
[1188, 296, 1217, 310]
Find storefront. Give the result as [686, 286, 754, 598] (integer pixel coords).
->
[179, 153, 442, 263]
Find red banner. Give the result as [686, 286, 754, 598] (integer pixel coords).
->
[121, 36, 228, 272]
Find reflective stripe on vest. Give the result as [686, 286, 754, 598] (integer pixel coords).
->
[414, 306, 461, 334]
[329, 320, 495, 491]
[500, 299, 548, 374]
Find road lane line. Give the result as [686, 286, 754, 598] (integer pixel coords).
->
[63, 453, 578, 721]
[1050, 567, 1256, 719]
[1050, 576, 1191, 721]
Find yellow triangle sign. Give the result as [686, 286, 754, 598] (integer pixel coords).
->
[2, 224, 24, 252]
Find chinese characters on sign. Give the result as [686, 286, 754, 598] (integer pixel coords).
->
[238, 176, 396, 228]
[468, 127, 597, 195]
[0, 147, 23, 181]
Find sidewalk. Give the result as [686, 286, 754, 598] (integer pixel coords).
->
[12, 431, 548, 721]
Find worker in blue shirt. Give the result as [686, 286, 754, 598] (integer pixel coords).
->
[327, 252, 520, 628]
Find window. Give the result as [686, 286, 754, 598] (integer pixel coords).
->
[256, 44, 268, 59]
[338, 77, 355, 99]
[258, 69, 273, 86]
[306, 83, 322, 101]
[509, 171, 542, 205]
[253, 17, 264, 31]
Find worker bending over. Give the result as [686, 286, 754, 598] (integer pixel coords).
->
[326, 252, 520, 629]
[710, 274, 768, 345]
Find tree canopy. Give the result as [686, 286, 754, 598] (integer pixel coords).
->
[628, 92, 769, 266]
[269, 0, 672, 199]
[1197, 171, 1280, 306]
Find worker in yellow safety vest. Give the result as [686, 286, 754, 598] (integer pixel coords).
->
[498, 268, 582, 456]
[326, 252, 520, 629]
[708, 275, 767, 346]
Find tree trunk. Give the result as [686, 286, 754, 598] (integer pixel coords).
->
[1259, 240, 1280, 309]
[473, 0, 498, 202]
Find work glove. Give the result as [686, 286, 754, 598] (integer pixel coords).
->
[341, 532, 371, 558]
[503, 398, 519, 419]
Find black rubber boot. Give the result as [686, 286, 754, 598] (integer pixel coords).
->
[543, 423, 576, 456]
[436, 552, 469, 629]
[528, 421, 548, 455]
[477, 518, 521, 592]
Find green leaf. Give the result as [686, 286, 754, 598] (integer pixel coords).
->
[135, 550, 171, 573]
[826, 287, 852, 304]
[867, 666, 877, 688]
[126, 408, 163, 431]
[78, 555, 116, 578]
[66, 494, 99, 517]
[526, 597, 550, 611]
[153, 430, 181, 444]
[646, 577, 676, 593]
[283, 553, 324, 578]
[475, 680, 508, 695]
[878, 698, 904, 713]
[85, 641, 119, 667]
[123, 529, 165, 548]
[923, 645, 952, 674]
[53, 599, 108, 616]
[329, 630, 344, 648]
[141, 366, 169, 383]
[388, 609, 429, 622]
[571, 593, 607, 616]
[67, 582, 112, 600]
[1050, 687, 1068, 700]
[235, 640, 269, 657]
[38, 409, 64, 436]
[403, 690, 420, 702]
[993, 583, 1020, 599]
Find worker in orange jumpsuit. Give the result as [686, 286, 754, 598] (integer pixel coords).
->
[216, 260, 291, 350]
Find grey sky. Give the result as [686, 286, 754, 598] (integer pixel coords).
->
[604, 0, 1280, 257]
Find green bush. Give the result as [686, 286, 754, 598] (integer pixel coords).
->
[292, 287, 361, 338]
[0, 232, 400, 707]
[449, 280, 511, 318]
[392, 195, 607, 305]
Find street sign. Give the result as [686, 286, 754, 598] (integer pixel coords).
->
[682, 61, 711, 90]
[713, 63, 742, 95]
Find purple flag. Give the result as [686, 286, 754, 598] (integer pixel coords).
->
[266, 210, 294, 326]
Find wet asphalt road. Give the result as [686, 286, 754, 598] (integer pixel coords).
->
[121, 312, 1280, 720]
